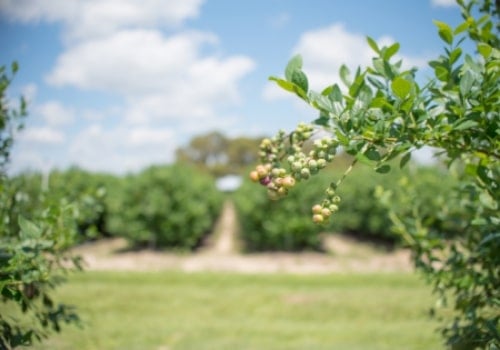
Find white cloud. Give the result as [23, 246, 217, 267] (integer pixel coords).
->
[36, 101, 75, 126]
[47, 29, 255, 123]
[0, 0, 205, 42]
[18, 126, 65, 144]
[264, 23, 430, 99]
[68, 124, 177, 173]
[431, 0, 457, 7]
[292, 24, 394, 90]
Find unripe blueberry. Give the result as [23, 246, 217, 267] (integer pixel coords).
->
[261, 138, 272, 147]
[317, 151, 326, 159]
[282, 176, 296, 188]
[312, 204, 322, 214]
[267, 189, 280, 201]
[271, 168, 281, 177]
[300, 168, 311, 179]
[292, 162, 302, 171]
[256, 165, 267, 178]
[278, 168, 287, 177]
[329, 204, 339, 212]
[326, 187, 336, 197]
[317, 159, 327, 168]
[332, 195, 341, 203]
[277, 186, 288, 196]
[321, 208, 332, 218]
[308, 159, 318, 169]
[250, 171, 259, 182]
[312, 214, 324, 224]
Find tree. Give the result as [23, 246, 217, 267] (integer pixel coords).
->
[176, 131, 263, 176]
[0, 63, 81, 349]
[249, 0, 499, 348]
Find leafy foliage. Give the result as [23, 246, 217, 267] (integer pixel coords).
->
[107, 164, 223, 250]
[252, 0, 499, 347]
[0, 64, 82, 349]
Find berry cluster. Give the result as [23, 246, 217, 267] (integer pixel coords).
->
[311, 184, 341, 223]
[249, 122, 342, 223]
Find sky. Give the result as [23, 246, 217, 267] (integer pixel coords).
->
[0, 0, 463, 175]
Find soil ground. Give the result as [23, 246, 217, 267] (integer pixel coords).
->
[72, 200, 413, 274]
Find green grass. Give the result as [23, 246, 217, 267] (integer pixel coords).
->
[33, 271, 442, 350]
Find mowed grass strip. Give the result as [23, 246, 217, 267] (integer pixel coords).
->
[35, 271, 442, 350]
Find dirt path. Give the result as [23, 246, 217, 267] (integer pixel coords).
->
[200, 200, 239, 255]
[72, 201, 413, 274]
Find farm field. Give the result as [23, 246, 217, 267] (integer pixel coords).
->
[34, 271, 442, 350]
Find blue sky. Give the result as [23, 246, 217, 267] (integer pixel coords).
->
[0, 0, 462, 174]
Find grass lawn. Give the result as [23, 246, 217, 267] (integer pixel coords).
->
[32, 271, 442, 350]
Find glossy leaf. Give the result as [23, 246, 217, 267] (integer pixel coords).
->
[366, 36, 380, 53]
[434, 20, 454, 45]
[285, 55, 303, 81]
[339, 64, 351, 87]
[391, 77, 412, 99]
[383, 43, 400, 61]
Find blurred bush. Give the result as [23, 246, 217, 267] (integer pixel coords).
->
[107, 164, 223, 250]
[5, 168, 111, 242]
[235, 159, 458, 251]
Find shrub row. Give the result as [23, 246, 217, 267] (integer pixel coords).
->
[7, 164, 223, 250]
[107, 164, 223, 249]
[234, 160, 458, 251]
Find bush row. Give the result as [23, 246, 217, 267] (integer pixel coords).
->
[9, 161, 458, 252]
[107, 164, 223, 249]
[234, 160, 459, 251]
[8, 164, 223, 250]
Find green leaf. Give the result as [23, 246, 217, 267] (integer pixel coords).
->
[365, 148, 381, 161]
[477, 43, 492, 59]
[339, 64, 351, 87]
[269, 76, 296, 93]
[399, 152, 412, 168]
[313, 112, 330, 127]
[349, 72, 366, 98]
[449, 47, 462, 65]
[375, 164, 391, 173]
[328, 84, 343, 103]
[18, 216, 42, 239]
[391, 77, 412, 99]
[453, 20, 470, 35]
[453, 119, 478, 131]
[433, 20, 453, 45]
[434, 66, 449, 81]
[285, 55, 303, 81]
[366, 36, 380, 54]
[291, 70, 309, 93]
[309, 91, 331, 112]
[479, 233, 500, 246]
[383, 43, 400, 60]
[335, 129, 349, 145]
[479, 191, 497, 210]
[459, 70, 474, 96]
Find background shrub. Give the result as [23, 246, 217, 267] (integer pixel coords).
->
[235, 157, 459, 251]
[107, 164, 223, 250]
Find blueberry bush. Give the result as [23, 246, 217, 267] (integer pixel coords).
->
[107, 164, 223, 250]
[1, 63, 82, 349]
[250, 0, 499, 347]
